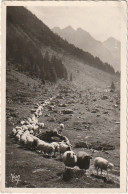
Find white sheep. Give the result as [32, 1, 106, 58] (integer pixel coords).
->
[58, 123, 64, 134]
[26, 135, 35, 149]
[27, 124, 33, 131]
[36, 139, 46, 153]
[32, 115, 38, 124]
[29, 129, 34, 135]
[20, 120, 25, 125]
[27, 117, 32, 124]
[38, 111, 42, 116]
[45, 143, 55, 157]
[38, 122, 44, 129]
[22, 125, 28, 131]
[51, 142, 59, 156]
[12, 128, 17, 136]
[32, 124, 39, 135]
[15, 131, 23, 142]
[59, 142, 72, 155]
[20, 131, 30, 145]
[15, 126, 22, 130]
[63, 151, 77, 168]
[94, 157, 114, 175]
[38, 105, 43, 111]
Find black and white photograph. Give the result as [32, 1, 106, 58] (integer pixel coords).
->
[1, 1, 127, 192]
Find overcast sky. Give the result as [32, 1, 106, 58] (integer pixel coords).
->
[27, 2, 121, 42]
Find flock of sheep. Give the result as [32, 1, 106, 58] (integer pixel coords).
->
[11, 96, 114, 178]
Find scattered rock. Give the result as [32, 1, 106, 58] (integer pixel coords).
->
[91, 109, 99, 113]
[59, 104, 66, 107]
[62, 109, 74, 114]
[102, 95, 108, 100]
[103, 111, 108, 114]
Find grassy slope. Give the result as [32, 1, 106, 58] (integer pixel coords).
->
[6, 59, 120, 188]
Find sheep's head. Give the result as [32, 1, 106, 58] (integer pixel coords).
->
[60, 123, 64, 130]
[84, 155, 92, 160]
[67, 151, 75, 158]
[107, 162, 114, 170]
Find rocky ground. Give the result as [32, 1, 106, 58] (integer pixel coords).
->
[6, 68, 120, 188]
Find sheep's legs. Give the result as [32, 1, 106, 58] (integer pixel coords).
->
[97, 168, 98, 175]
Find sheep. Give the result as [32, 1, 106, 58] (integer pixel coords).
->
[29, 129, 34, 135]
[38, 122, 44, 129]
[45, 143, 55, 157]
[20, 131, 30, 145]
[37, 105, 43, 111]
[38, 111, 42, 116]
[31, 114, 38, 122]
[94, 157, 114, 175]
[36, 139, 46, 153]
[25, 121, 30, 125]
[12, 128, 17, 136]
[32, 125, 39, 135]
[26, 135, 35, 149]
[15, 126, 22, 130]
[32, 136, 40, 148]
[22, 125, 28, 131]
[27, 117, 32, 124]
[77, 151, 92, 171]
[27, 124, 33, 131]
[63, 151, 77, 168]
[59, 142, 72, 156]
[58, 123, 64, 134]
[20, 120, 25, 125]
[15, 131, 23, 142]
[51, 142, 59, 156]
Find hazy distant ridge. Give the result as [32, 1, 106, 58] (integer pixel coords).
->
[52, 26, 120, 71]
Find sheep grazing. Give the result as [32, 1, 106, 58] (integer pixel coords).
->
[15, 131, 23, 142]
[27, 124, 33, 131]
[46, 143, 55, 157]
[36, 140, 55, 157]
[12, 128, 17, 136]
[59, 142, 72, 155]
[26, 135, 35, 149]
[94, 157, 114, 175]
[77, 151, 92, 171]
[51, 142, 59, 156]
[63, 151, 77, 168]
[38, 122, 44, 129]
[20, 131, 30, 145]
[22, 125, 28, 131]
[36, 139, 46, 153]
[32, 125, 39, 135]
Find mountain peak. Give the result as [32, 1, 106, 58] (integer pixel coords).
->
[104, 37, 120, 44]
[63, 25, 74, 31]
[52, 26, 61, 32]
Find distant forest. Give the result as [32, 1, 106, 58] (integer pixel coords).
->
[7, 6, 116, 83]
